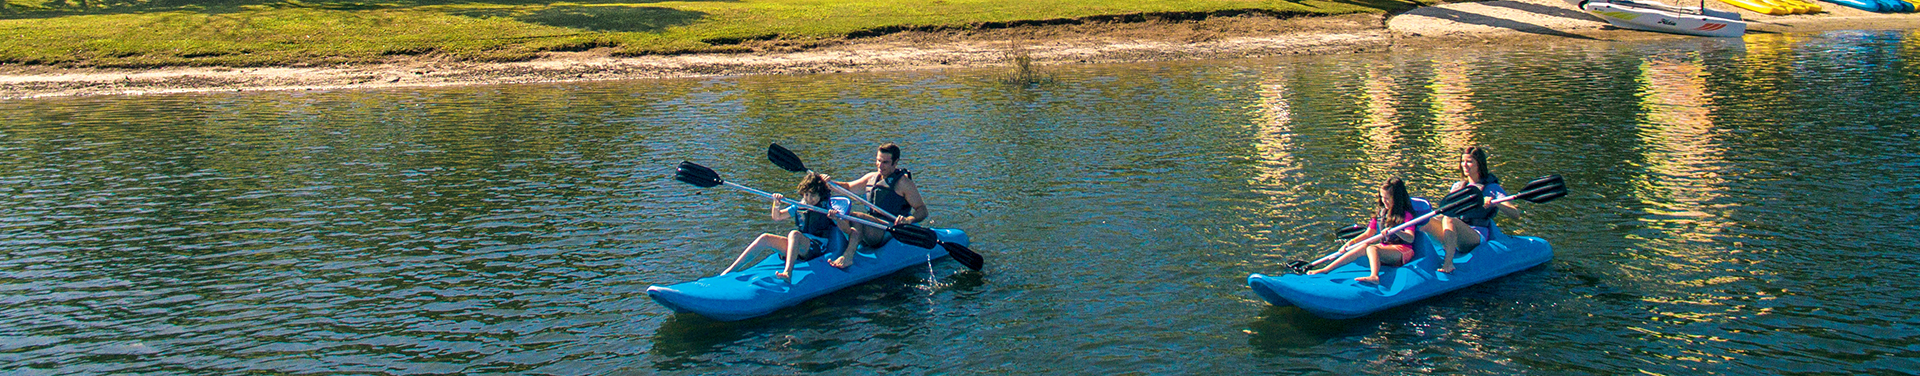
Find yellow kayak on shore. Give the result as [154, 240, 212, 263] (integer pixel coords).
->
[1720, 0, 1792, 14]
[1766, 0, 1821, 13]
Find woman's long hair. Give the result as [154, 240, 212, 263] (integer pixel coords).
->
[1464, 146, 1498, 185]
[1377, 177, 1412, 229]
[796, 172, 831, 205]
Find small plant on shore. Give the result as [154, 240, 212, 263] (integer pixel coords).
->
[999, 43, 1054, 87]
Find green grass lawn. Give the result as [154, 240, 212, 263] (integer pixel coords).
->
[0, 0, 1427, 68]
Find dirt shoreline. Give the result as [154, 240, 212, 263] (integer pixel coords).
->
[5, 0, 1920, 100]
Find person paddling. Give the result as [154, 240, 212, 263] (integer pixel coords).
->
[1309, 178, 1420, 284]
[1427, 146, 1523, 274]
[827, 142, 930, 269]
[724, 172, 855, 280]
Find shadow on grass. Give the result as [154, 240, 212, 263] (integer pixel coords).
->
[1318, 0, 1429, 13]
[514, 5, 705, 32]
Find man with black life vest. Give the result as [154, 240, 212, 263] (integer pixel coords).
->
[826, 142, 930, 269]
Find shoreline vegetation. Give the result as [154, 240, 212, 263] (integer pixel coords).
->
[4, 0, 1920, 99]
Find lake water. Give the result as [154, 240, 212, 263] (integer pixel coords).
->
[3, 30, 1917, 374]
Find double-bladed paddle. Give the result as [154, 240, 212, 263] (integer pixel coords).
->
[1286, 185, 1486, 274]
[674, 160, 983, 271]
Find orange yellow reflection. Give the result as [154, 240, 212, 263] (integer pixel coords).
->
[1362, 63, 1411, 173]
[1252, 68, 1301, 187]
[1429, 57, 1480, 153]
[1635, 55, 1731, 241]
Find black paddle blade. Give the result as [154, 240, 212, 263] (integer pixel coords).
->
[941, 242, 985, 271]
[889, 223, 940, 249]
[1519, 175, 1561, 193]
[766, 143, 809, 173]
[1437, 185, 1485, 217]
[1286, 260, 1311, 274]
[1334, 224, 1366, 241]
[1513, 175, 1568, 203]
[673, 161, 724, 188]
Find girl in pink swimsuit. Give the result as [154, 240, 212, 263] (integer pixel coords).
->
[1308, 178, 1419, 284]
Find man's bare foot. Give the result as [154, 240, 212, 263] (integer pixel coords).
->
[1355, 275, 1380, 284]
[1438, 263, 1455, 274]
[829, 256, 853, 269]
[775, 271, 791, 280]
[1307, 268, 1328, 275]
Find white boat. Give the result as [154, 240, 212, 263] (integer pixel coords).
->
[1572, 0, 1746, 38]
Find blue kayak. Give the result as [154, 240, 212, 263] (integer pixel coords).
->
[1247, 226, 1552, 319]
[648, 228, 969, 321]
[1825, 0, 1887, 11]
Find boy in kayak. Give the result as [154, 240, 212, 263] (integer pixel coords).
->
[724, 172, 854, 280]
[828, 142, 929, 269]
[1428, 146, 1523, 274]
[1309, 178, 1420, 284]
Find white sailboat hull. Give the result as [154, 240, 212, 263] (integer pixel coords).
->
[1575, 0, 1747, 38]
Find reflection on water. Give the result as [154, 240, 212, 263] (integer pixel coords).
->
[1428, 57, 1481, 155]
[3, 30, 1920, 375]
[1363, 64, 1414, 173]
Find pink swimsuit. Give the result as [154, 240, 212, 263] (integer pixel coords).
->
[1369, 212, 1417, 266]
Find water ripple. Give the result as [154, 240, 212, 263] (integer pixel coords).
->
[3, 31, 1919, 374]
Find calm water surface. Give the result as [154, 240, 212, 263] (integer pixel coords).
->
[3, 31, 1918, 374]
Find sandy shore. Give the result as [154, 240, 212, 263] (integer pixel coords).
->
[5, 0, 1920, 99]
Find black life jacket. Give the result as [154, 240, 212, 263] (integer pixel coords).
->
[790, 199, 837, 239]
[1453, 174, 1504, 228]
[868, 168, 913, 217]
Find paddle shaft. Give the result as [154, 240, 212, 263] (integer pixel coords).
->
[1307, 193, 1527, 267]
[718, 181, 896, 231]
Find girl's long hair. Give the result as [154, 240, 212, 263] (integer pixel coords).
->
[1378, 177, 1412, 229]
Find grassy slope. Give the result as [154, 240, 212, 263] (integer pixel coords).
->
[0, 0, 1427, 68]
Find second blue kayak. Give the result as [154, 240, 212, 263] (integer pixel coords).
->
[648, 228, 969, 321]
[1247, 226, 1552, 319]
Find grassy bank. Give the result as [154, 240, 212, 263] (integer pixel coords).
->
[0, 0, 1426, 68]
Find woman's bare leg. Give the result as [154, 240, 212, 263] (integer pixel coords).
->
[1437, 216, 1481, 273]
[1356, 245, 1386, 284]
[1308, 247, 1367, 275]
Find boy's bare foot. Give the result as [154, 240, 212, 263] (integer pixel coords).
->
[829, 256, 853, 269]
[1355, 275, 1380, 284]
[1438, 263, 1455, 274]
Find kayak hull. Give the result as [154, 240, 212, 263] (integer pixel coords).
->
[648, 228, 969, 321]
[1248, 228, 1553, 320]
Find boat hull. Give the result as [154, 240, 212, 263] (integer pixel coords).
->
[1584, 0, 1747, 38]
[648, 228, 969, 321]
[1248, 228, 1553, 319]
